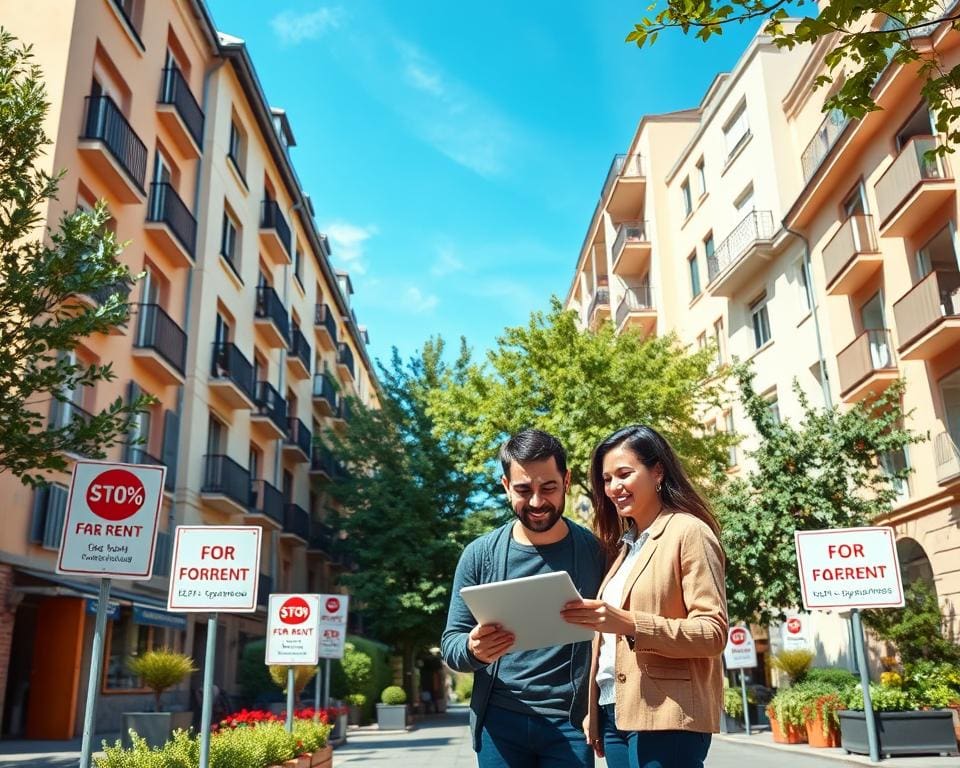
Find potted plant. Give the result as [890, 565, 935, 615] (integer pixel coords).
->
[121, 648, 196, 748]
[766, 687, 807, 744]
[803, 692, 844, 748]
[376, 685, 408, 730]
[771, 649, 815, 686]
[722, 685, 744, 732]
[745, 683, 772, 726]
[268, 665, 318, 711]
[346, 692, 367, 725]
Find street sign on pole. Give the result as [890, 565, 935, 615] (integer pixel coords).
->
[723, 625, 757, 669]
[167, 526, 262, 612]
[266, 594, 321, 665]
[317, 594, 349, 659]
[781, 614, 811, 651]
[57, 460, 165, 579]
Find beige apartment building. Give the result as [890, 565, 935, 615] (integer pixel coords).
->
[0, 0, 377, 740]
[567, 17, 960, 674]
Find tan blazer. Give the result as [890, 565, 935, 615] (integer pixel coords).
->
[586, 510, 727, 738]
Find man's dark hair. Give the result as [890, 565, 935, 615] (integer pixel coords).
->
[499, 429, 567, 478]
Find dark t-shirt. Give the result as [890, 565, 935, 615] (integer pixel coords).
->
[487, 530, 576, 716]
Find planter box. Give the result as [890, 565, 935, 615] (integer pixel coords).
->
[747, 703, 769, 726]
[311, 745, 333, 768]
[121, 711, 192, 748]
[805, 713, 840, 748]
[769, 714, 807, 744]
[839, 710, 959, 757]
[347, 704, 363, 725]
[376, 703, 407, 730]
[720, 713, 743, 733]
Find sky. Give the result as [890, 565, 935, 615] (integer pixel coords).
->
[205, 0, 768, 369]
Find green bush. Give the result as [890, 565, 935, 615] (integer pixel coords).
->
[844, 683, 915, 712]
[862, 580, 960, 665]
[126, 649, 196, 713]
[292, 719, 331, 752]
[328, 635, 392, 722]
[804, 667, 858, 688]
[346, 693, 367, 707]
[453, 673, 473, 702]
[236, 639, 275, 703]
[723, 686, 743, 719]
[268, 665, 317, 696]
[766, 685, 813, 728]
[771, 649, 815, 685]
[380, 685, 406, 705]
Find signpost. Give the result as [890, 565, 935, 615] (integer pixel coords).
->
[57, 461, 165, 768]
[782, 614, 810, 651]
[314, 594, 349, 719]
[723, 625, 757, 736]
[266, 594, 321, 732]
[167, 526, 262, 768]
[796, 526, 905, 764]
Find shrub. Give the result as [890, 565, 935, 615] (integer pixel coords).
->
[342, 643, 373, 694]
[862, 580, 960, 665]
[381, 685, 406, 705]
[723, 686, 744, 719]
[346, 693, 367, 707]
[880, 671, 902, 687]
[268, 665, 317, 696]
[804, 667, 858, 688]
[237, 639, 275, 703]
[126, 649, 196, 713]
[292, 719, 331, 752]
[771, 649, 815, 685]
[766, 686, 811, 728]
[803, 693, 845, 737]
[453, 673, 474, 702]
[844, 683, 916, 712]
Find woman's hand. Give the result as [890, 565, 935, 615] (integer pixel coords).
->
[582, 715, 604, 758]
[561, 599, 635, 636]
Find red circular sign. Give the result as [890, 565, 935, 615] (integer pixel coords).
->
[86, 469, 146, 521]
[279, 596, 311, 625]
[325, 597, 341, 613]
[786, 618, 802, 635]
[730, 628, 747, 646]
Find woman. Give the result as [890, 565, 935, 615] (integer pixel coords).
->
[561, 425, 727, 768]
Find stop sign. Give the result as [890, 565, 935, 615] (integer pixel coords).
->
[86, 469, 146, 521]
[326, 597, 340, 613]
[730, 627, 747, 645]
[787, 617, 802, 635]
[279, 596, 311, 625]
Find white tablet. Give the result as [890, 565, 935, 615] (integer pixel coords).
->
[459, 571, 595, 653]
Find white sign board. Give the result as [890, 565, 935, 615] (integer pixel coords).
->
[317, 593, 350, 659]
[723, 625, 757, 669]
[167, 526, 262, 612]
[57, 460, 165, 579]
[781, 614, 811, 651]
[795, 526, 904, 610]
[266, 594, 321, 665]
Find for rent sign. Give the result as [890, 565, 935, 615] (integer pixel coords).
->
[317, 594, 350, 659]
[57, 461, 165, 579]
[795, 527, 904, 610]
[723, 625, 757, 669]
[167, 526, 262, 612]
[265, 594, 321, 665]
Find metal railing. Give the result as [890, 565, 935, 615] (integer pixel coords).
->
[147, 182, 196, 258]
[49, 399, 94, 432]
[339, 397, 352, 424]
[286, 417, 312, 456]
[126, 446, 174, 492]
[250, 478, 284, 525]
[202, 454, 250, 509]
[158, 65, 204, 148]
[587, 287, 610, 321]
[315, 303, 338, 343]
[934, 430, 960, 484]
[601, 153, 644, 201]
[311, 444, 344, 479]
[615, 284, 654, 327]
[134, 303, 186, 375]
[289, 326, 311, 373]
[313, 373, 338, 410]
[801, 108, 850, 182]
[308, 521, 335, 552]
[283, 503, 310, 541]
[260, 199, 291, 257]
[836, 329, 895, 395]
[893, 269, 960, 348]
[82, 95, 147, 192]
[337, 343, 355, 380]
[210, 342, 256, 404]
[254, 381, 287, 433]
[707, 210, 776, 283]
[822, 214, 879, 288]
[875, 136, 950, 227]
[255, 285, 290, 343]
[612, 221, 649, 262]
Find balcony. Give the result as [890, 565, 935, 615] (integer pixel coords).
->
[157, 64, 204, 158]
[587, 287, 610, 330]
[254, 285, 290, 348]
[48, 400, 96, 458]
[822, 214, 882, 296]
[281, 503, 310, 543]
[251, 381, 287, 439]
[601, 154, 646, 220]
[153, 530, 172, 576]
[257, 573, 272, 607]
[706, 211, 776, 297]
[836, 329, 899, 402]
[312, 373, 337, 416]
[78, 95, 146, 204]
[801, 108, 850, 183]
[314, 303, 339, 351]
[934, 430, 960, 485]
[259, 200, 292, 265]
[68, 281, 131, 334]
[125, 446, 174, 492]
[247, 478, 283, 529]
[611, 221, 651, 276]
[287, 326, 311, 380]
[144, 182, 196, 268]
[201, 454, 251, 517]
[310, 444, 344, 480]
[337, 342, 355, 383]
[308, 521, 335, 555]
[209, 342, 255, 409]
[875, 136, 954, 237]
[893, 270, 960, 360]
[333, 396, 352, 430]
[131, 304, 187, 385]
[283, 417, 311, 463]
[615, 285, 657, 337]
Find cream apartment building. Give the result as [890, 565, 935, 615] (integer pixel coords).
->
[0, 0, 377, 739]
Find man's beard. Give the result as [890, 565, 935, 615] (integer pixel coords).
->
[515, 502, 564, 533]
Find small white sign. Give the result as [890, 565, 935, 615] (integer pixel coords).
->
[781, 614, 811, 651]
[167, 526, 262, 612]
[723, 625, 757, 669]
[266, 594, 321, 665]
[317, 593, 350, 659]
[57, 460, 165, 579]
[795, 526, 904, 610]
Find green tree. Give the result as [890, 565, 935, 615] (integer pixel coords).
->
[862, 579, 960, 664]
[428, 298, 733, 498]
[717, 364, 921, 624]
[627, 2, 960, 153]
[0, 30, 146, 486]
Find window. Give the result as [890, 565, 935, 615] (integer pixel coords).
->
[696, 331, 707, 351]
[734, 183, 755, 212]
[915, 224, 958, 279]
[724, 411, 737, 467]
[764, 391, 781, 424]
[723, 101, 750, 158]
[713, 317, 725, 368]
[688, 251, 701, 298]
[703, 232, 715, 272]
[879, 448, 910, 503]
[750, 294, 772, 348]
[220, 207, 239, 265]
[206, 414, 224, 456]
[294, 248, 304, 287]
[228, 116, 246, 178]
[249, 444, 262, 479]
[696, 158, 707, 197]
[797, 259, 813, 311]
[30, 484, 68, 550]
[842, 183, 868, 218]
[681, 179, 693, 216]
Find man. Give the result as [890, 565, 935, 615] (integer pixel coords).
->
[442, 429, 605, 767]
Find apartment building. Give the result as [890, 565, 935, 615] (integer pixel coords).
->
[0, 0, 378, 739]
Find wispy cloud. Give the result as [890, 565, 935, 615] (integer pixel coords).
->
[323, 221, 377, 275]
[404, 287, 439, 313]
[271, 6, 343, 46]
[429, 245, 464, 277]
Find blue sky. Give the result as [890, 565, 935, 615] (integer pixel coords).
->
[206, 1, 767, 368]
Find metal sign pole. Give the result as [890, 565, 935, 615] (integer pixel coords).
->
[314, 663, 321, 722]
[78, 578, 112, 768]
[198, 614, 218, 768]
[286, 667, 295, 732]
[851, 609, 880, 762]
[324, 659, 331, 709]
[740, 670, 751, 736]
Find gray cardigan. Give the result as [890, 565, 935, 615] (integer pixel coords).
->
[441, 518, 605, 751]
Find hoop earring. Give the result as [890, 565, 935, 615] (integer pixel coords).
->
[656, 481, 662, 494]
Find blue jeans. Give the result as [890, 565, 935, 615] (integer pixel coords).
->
[477, 704, 593, 767]
[600, 704, 711, 768]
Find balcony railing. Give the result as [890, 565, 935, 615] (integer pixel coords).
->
[707, 210, 776, 283]
[801, 108, 850, 182]
[612, 221, 649, 263]
[934, 430, 960, 484]
[153, 530, 172, 576]
[210, 342, 256, 403]
[587, 287, 610, 321]
[49, 399, 94, 433]
[892, 269, 960, 349]
[339, 397, 352, 424]
[315, 303, 338, 344]
[601, 153, 644, 201]
[126, 446, 174, 491]
[260, 199, 291, 257]
[311, 444, 344, 479]
[337, 343, 355, 380]
[822, 214, 879, 288]
[147, 182, 197, 258]
[837, 329, 896, 395]
[202, 454, 250, 510]
[82, 95, 147, 193]
[286, 417, 312, 456]
[875, 136, 949, 227]
[309, 521, 335, 552]
[289, 326, 311, 373]
[134, 303, 186, 375]
[313, 373, 338, 410]
[257, 573, 272, 607]
[283, 503, 310, 541]
[254, 381, 287, 433]
[615, 284, 654, 327]
[255, 285, 290, 343]
[158, 65, 204, 148]
[250, 478, 284, 525]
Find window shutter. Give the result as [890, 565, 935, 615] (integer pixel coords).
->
[125, 381, 141, 463]
[30, 487, 49, 544]
[161, 409, 180, 491]
[42, 485, 68, 550]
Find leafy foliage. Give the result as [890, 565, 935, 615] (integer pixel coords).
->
[126, 649, 196, 713]
[862, 579, 960, 664]
[380, 685, 407, 705]
[268, 664, 317, 696]
[0, 30, 149, 485]
[771, 649, 815, 685]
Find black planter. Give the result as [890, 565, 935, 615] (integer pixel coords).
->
[747, 703, 769, 726]
[839, 710, 959, 757]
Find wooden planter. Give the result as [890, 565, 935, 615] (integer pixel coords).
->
[805, 712, 840, 748]
[311, 745, 333, 768]
[769, 714, 807, 744]
[839, 710, 959, 757]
